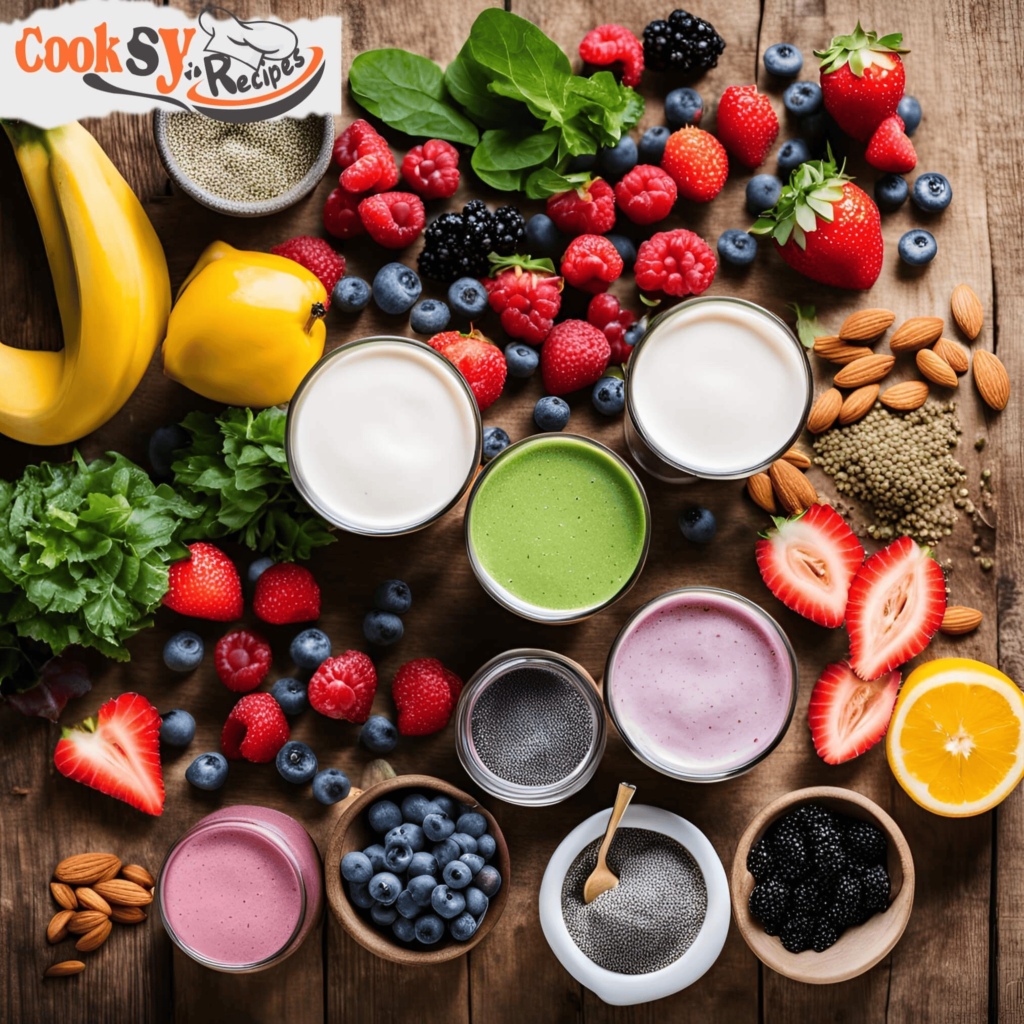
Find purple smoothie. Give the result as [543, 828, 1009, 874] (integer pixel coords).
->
[607, 589, 795, 776]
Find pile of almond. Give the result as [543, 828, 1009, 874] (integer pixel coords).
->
[746, 446, 818, 515]
[45, 852, 154, 979]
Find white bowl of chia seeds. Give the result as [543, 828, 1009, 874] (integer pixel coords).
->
[153, 111, 335, 217]
[539, 804, 730, 1005]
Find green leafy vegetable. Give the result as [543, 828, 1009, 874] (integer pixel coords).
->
[523, 167, 592, 200]
[787, 303, 830, 348]
[444, 47, 534, 129]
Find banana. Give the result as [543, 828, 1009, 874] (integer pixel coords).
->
[0, 122, 170, 446]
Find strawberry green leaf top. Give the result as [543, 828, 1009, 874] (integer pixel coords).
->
[786, 303, 830, 348]
[486, 252, 557, 276]
[814, 22, 909, 77]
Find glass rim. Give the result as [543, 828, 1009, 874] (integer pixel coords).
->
[285, 335, 484, 537]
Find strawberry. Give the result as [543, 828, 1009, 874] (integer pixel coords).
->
[54, 693, 164, 815]
[163, 543, 243, 622]
[660, 128, 728, 203]
[428, 328, 506, 411]
[308, 650, 378, 723]
[864, 115, 917, 173]
[808, 661, 901, 764]
[546, 177, 616, 235]
[214, 629, 272, 693]
[715, 85, 779, 169]
[392, 657, 461, 736]
[587, 293, 637, 364]
[755, 505, 865, 628]
[221, 692, 290, 763]
[560, 234, 623, 294]
[845, 536, 946, 681]
[815, 23, 908, 143]
[483, 254, 563, 345]
[749, 153, 884, 290]
[540, 319, 611, 396]
[253, 563, 321, 625]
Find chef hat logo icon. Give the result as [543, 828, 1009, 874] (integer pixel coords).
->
[198, 6, 299, 71]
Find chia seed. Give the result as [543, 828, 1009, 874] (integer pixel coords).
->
[561, 828, 707, 975]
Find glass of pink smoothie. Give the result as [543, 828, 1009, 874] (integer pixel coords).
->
[157, 805, 323, 972]
[604, 588, 798, 782]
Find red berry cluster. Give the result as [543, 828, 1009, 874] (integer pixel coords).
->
[578, 24, 644, 87]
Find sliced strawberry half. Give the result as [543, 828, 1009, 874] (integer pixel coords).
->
[755, 504, 865, 628]
[845, 536, 946, 680]
[54, 692, 164, 816]
[808, 660, 901, 764]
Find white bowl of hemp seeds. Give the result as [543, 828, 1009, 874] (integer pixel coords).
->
[154, 111, 335, 217]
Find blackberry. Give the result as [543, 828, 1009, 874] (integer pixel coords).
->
[643, 9, 726, 75]
[746, 837, 774, 882]
[749, 878, 789, 935]
[419, 201, 524, 283]
[812, 917, 842, 953]
[812, 836, 847, 880]
[827, 873, 862, 927]
[768, 821, 809, 882]
[492, 205, 526, 255]
[791, 878, 826, 918]
[860, 863, 890, 914]
[807, 818, 844, 851]
[845, 821, 887, 865]
[788, 803, 838, 835]
[779, 913, 815, 953]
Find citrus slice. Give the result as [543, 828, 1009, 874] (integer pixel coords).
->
[887, 658, 1024, 817]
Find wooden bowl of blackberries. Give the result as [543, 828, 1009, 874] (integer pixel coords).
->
[730, 786, 914, 984]
[325, 770, 510, 965]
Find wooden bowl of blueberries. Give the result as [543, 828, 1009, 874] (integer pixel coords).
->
[325, 770, 510, 964]
[730, 786, 914, 984]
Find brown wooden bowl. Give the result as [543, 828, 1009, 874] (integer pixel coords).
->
[325, 771, 510, 965]
[730, 786, 914, 985]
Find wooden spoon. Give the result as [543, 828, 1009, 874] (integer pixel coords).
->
[583, 782, 637, 904]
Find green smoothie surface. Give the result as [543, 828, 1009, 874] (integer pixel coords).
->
[468, 437, 648, 612]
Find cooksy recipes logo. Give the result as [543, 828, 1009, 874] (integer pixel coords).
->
[0, 0, 341, 127]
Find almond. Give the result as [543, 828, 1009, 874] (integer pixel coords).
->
[881, 380, 929, 410]
[940, 605, 983, 635]
[839, 385, 880, 425]
[75, 918, 112, 953]
[769, 459, 817, 514]
[833, 354, 895, 388]
[933, 338, 970, 374]
[807, 388, 843, 434]
[813, 336, 874, 365]
[916, 348, 959, 388]
[97, 861, 122, 883]
[120, 865, 156, 890]
[839, 308, 895, 341]
[889, 316, 944, 353]
[47, 910, 74, 944]
[44, 960, 85, 978]
[746, 473, 776, 513]
[973, 350, 1010, 411]
[54, 853, 121, 886]
[781, 446, 812, 469]
[94, 878, 153, 907]
[67, 910, 109, 935]
[110, 906, 147, 925]
[50, 882, 78, 911]
[75, 887, 112, 916]
[951, 284, 983, 339]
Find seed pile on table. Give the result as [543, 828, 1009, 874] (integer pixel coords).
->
[561, 828, 707, 975]
[812, 402, 966, 543]
[165, 114, 322, 202]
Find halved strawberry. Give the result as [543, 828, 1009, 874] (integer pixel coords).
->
[845, 536, 946, 680]
[808, 660, 901, 764]
[754, 505, 865, 628]
[54, 693, 164, 816]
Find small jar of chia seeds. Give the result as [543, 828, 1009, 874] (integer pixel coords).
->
[456, 650, 606, 806]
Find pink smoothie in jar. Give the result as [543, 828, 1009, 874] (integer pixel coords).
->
[158, 805, 322, 971]
[605, 588, 797, 781]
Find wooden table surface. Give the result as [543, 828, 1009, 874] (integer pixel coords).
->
[1, 0, 1022, 1021]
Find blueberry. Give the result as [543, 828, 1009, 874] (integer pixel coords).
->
[450, 832, 478, 855]
[456, 812, 488, 838]
[410, 299, 451, 335]
[443, 860, 473, 890]
[624, 318, 646, 348]
[363, 609, 403, 646]
[392, 916, 417, 941]
[431, 884, 467, 919]
[783, 81, 823, 117]
[371, 902, 398, 926]
[474, 864, 502, 898]
[348, 881, 376, 909]
[525, 214, 563, 258]
[464, 886, 489, 918]
[898, 229, 938, 266]
[360, 715, 398, 753]
[448, 277, 489, 318]
[147, 423, 189, 482]
[272, 677, 309, 716]
[476, 834, 497, 863]
[605, 233, 637, 270]
[534, 396, 570, 432]
[363, 844, 387, 873]
[373, 580, 412, 615]
[414, 913, 445, 945]
[276, 741, 318, 784]
[429, 794, 458, 818]
[400, 793, 433, 824]
[312, 768, 351, 805]
[185, 752, 228, 791]
[246, 556, 274, 595]
[911, 172, 952, 213]
[290, 627, 331, 669]
[407, 851, 439, 878]
[159, 709, 195, 747]
[386, 823, 426, 852]
[678, 506, 717, 544]
[333, 275, 371, 313]
[598, 136, 638, 179]
[341, 851, 374, 884]
[163, 631, 203, 673]
[592, 377, 625, 416]
[373, 263, 421, 315]
[505, 342, 539, 379]
[874, 174, 909, 212]
[450, 910, 478, 941]
[746, 174, 783, 216]
[459, 852, 485, 876]
[395, 889, 422, 920]
[567, 152, 597, 173]
[432, 838, 462, 870]
[368, 872, 403, 906]
[717, 229, 757, 267]
[482, 426, 511, 461]
[638, 125, 671, 164]
[665, 87, 704, 128]
[422, 812, 455, 843]
[407, 874, 438, 907]
[777, 139, 810, 174]
[384, 841, 414, 874]
[797, 111, 831, 146]
[763, 43, 803, 78]
[897, 95, 922, 137]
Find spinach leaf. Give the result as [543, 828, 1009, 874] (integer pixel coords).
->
[471, 128, 559, 171]
[444, 48, 532, 129]
[524, 167, 593, 200]
[471, 163, 527, 192]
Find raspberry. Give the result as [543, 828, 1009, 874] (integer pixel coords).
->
[613, 164, 677, 224]
[578, 24, 644, 87]
[661, 127, 729, 203]
[716, 84, 779, 170]
[587, 293, 637, 363]
[428, 328, 506, 411]
[560, 234, 623, 294]
[358, 191, 426, 249]
[332, 119, 398, 193]
[308, 650, 378, 723]
[540, 319, 611, 396]
[392, 658, 461, 736]
[323, 187, 365, 240]
[546, 178, 616, 236]
[269, 236, 345, 306]
[214, 629, 272, 693]
[401, 139, 460, 199]
[482, 254, 563, 345]
[221, 693, 290, 763]
[635, 228, 717, 297]
[253, 563, 321, 625]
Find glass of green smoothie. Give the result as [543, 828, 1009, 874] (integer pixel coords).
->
[465, 434, 651, 624]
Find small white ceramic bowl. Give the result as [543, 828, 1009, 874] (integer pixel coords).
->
[538, 804, 730, 1006]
